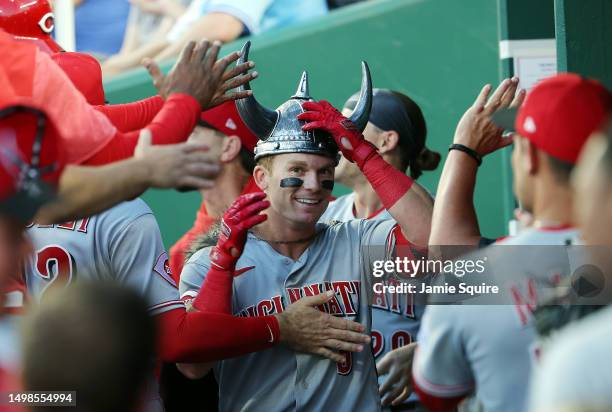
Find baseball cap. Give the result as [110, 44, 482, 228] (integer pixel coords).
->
[0, 0, 63, 54]
[199, 102, 259, 153]
[492, 73, 611, 164]
[0, 95, 65, 222]
[51, 52, 106, 105]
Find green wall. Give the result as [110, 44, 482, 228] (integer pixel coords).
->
[105, 0, 504, 248]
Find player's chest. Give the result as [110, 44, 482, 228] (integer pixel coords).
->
[231, 244, 366, 319]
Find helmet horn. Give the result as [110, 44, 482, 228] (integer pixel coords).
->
[347, 61, 372, 132]
[235, 41, 278, 139]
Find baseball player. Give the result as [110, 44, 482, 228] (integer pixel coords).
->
[178, 42, 434, 411]
[320, 89, 439, 409]
[413, 74, 611, 412]
[0, 1, 255, 166]
[0, 90, 65, 397]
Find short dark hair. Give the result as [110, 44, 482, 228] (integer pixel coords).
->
[22, 282, 156, 412]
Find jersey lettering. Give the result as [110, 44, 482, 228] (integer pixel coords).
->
[336, 351, 353, 375]
[35, 245, 76, 294]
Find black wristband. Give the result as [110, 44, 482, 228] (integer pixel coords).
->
[448, 144, 482, 166]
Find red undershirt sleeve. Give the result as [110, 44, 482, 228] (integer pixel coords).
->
[96, 96, 165, 132]
[155, 307, 280, 363]
[82, 93, 201, 166]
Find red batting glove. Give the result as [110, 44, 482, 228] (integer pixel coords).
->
[298, 100, 378, 168]
[210, 192, 269, 271]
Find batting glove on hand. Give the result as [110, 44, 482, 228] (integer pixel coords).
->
[298, 100, 377, 167]
[210, 192, 269, 271]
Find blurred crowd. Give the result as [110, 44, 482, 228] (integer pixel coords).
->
[1, 1, 612, 412]
[64, 0, 369, 77]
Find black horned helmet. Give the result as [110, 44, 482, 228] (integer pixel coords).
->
[235, 41, 372, 162]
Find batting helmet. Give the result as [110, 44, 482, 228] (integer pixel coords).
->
[0, 0, 63, 54]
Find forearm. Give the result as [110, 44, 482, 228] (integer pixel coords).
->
[428, 150, 481, 246]
[96, 96, 164, 132]
[84, 93, 200, 165]
[192, 266, 233, 313]
[156, 308, 279, 363]
[155, 13, 243, 61]
[36, 161, 150, 224]
[357, 148, 433, 246]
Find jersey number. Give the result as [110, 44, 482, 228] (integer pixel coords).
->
[371, 330, 413, 357]
[35, 245, 76, 294]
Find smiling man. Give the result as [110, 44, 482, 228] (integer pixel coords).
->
[178, 42, 433, 411]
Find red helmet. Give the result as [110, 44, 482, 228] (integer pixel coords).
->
[0, 0, 63, 54]
[0, 69, 65, 221]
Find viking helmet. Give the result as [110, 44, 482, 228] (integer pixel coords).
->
[235, 41, 372, 162]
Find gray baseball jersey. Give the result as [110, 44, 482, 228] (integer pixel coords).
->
[24, 198, 184, 411]
[413, 227, 581, 412]
[528, 305, 612, 412]
[320, 193, 424, 406]
[180, 219, 398, 412]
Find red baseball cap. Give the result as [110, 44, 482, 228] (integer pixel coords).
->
[0, 91, 65, 221]
[0, 0, 63, 54]
[200, 102, 259, 153]
[51, 52, 106, 105]
[493, 73, 611, 164]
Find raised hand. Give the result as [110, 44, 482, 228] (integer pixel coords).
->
[142, 40, 257, 110]
[453, 77, 526, 157]
[298, 100, 376, 166]
[209, 192, 269, 270]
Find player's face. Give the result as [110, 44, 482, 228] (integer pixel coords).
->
[256, 153, 335, 226]
[188, 126, 225, 161]
[335, 111, 379, 187]
[511, 134, 535, 213]
[573, 134, 612, 246]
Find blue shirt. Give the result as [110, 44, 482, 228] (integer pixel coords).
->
[168, 0, 327, 41]
[75, 0, 130, 56]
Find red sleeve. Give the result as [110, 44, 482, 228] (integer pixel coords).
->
[82, 93, 201, 166]
[156, 308, 279, 363]
[96, 96, 164, 133]
[413, 377, 464, 412]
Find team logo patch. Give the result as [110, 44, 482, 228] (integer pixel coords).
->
[153, 252, 176, 287]
[38, 12, 55, 34]
[225, 118, 237, 130]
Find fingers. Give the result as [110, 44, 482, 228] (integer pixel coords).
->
[192, 39, 211, 65]
[222, 60, 255, 82]
[235, 200, 270, 222]
[219, 72, 258, 93]
[315, 347, 345, 363]
[379, 369, 401, 396]
[484, 78, 511, 114]
[240, 213, 267, 230]
[392, 386, 412, 406]
[472, 84, 492, 111]
[381, 375, 410, 406]
[142, 58, 164, 90]
[180, 142, 211, 153]
[301, 101, 324, 111]
[177, 176, 215, 190]
[209, 90, 253, 107]
[495, 134, 514, 151]
[184, 162, 222, 179]
[325, 315, 367, 334]
[296, 290, 335, 306]
[177, 41, 196, 66]
[301, 121, 327, 132]
[510, 88, 527, 108]
[376, 353, 392, 375]
[323, 339, 364, 353]
[297, 111, 322, 122]
[499, 77, 519, 108]
[136, 128, 152, 148]
[203, 40, 222, 72]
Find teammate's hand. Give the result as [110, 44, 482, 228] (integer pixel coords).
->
[134, 129, 220, 189]
[209, 193, 269, 270]
[275, 291, 371, 363]
[376, 342, 417, 407]
[453, 77, 525, 157]
[142, 40, 257, 110]
[298, 100, 377, 167]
